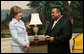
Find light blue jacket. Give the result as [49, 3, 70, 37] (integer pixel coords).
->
[9, 18, 30, 48]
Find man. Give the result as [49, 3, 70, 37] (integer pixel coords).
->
[45, 7, 72, 53]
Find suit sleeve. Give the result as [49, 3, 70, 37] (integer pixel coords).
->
[9, 23, 27, 47]
[45, 24, 50, 36]
[25, 31, 30, 44]
[45, 22, 51, 36]
[54, 20, 72, 44]
[23, 22, 30, 44]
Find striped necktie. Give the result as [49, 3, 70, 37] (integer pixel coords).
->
[51, 21, 57, 29]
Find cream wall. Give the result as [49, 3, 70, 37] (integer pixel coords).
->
[1, 1, 31, 10]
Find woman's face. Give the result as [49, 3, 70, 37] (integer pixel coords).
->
[15, 12, 22, 20]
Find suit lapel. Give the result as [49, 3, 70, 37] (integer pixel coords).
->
[51, 16, 64, 31]
[49, 20, 54, 30]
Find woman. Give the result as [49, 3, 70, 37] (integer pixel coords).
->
[9, 6, 30, 53]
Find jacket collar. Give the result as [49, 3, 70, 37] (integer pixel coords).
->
[12, 18, 21, 24]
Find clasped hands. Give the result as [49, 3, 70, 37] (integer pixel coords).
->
[24, 43, 30, 51]
[45, 35, 54, 43]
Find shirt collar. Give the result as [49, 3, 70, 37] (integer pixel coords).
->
[54, 15, 63, 22]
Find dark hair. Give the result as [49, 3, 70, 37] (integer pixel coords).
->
[52, 6, 62, 13]
[10, 6, 22, 18]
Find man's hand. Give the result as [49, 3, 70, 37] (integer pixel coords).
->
[49, 37, 54, 43]
[45, 35, 54, 43]
[45, 35, 50, 40]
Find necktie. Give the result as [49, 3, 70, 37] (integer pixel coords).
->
[51, 21, 56, 29]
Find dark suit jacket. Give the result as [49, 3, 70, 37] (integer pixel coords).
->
[45, 16, 72, 53]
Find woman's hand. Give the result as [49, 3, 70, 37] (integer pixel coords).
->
[25, 43, 30, 48]
[24, 47, 28, 51]
[24, 43, 30, 51]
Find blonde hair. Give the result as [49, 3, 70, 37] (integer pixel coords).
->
[10, 6, 22, 18]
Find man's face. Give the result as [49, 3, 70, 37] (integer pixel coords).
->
[51, 8, 60, 20]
